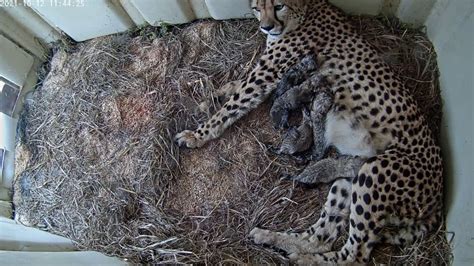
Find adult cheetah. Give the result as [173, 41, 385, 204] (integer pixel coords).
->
[175, 0, 443, 264]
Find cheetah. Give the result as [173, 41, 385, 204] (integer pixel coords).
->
[175, 0, 443, 264]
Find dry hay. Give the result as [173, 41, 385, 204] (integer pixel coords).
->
[14, 16, 451, 265]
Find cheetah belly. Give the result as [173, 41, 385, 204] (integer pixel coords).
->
[324, 110, 377, 157]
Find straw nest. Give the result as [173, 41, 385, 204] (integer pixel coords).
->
[14, 16, 451, 264]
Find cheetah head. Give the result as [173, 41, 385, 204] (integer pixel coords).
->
[251, 0, 308, 39]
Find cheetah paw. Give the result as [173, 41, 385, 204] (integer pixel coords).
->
[289, 252, 317, 265]
[249, 228, 276, 245]
[175, 130, 205, 148]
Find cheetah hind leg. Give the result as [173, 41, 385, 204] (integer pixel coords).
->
[290, 197, 379, 265]
[250, 179, 352, 255]
[381, 207, 442, 246]
[249, 228, 317, 255]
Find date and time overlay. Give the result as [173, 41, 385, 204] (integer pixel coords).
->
[0, 0, 86, 7]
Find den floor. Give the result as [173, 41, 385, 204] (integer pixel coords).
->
[13, 17, 450, 264]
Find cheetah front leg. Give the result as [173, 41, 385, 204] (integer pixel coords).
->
[174, 43, 304, 148]
[198, 80, 243, 113]
[175, 68, 277, 148]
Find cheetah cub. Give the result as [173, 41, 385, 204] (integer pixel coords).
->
[176, 0, 443, 264]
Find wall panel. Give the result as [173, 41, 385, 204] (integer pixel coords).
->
[131, 0, 196, 25]
[0, 35, 34, 87]
[30, 0, 134, 42]
[424, 1, 474, 264]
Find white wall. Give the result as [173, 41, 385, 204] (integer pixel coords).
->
[0, 217, 129, 265]
[30, 0, 135, 42]
[331, 0, 384, 15]
[423, 0, 474, 264]
[397, 0, 438, 25]
[0, 251, 129, 266]
[0, 8, 50, 60]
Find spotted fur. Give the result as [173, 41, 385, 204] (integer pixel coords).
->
[176, 0, 443, 264]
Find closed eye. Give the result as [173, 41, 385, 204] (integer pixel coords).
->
[252, 7, 260, 12]
[274, 4, 285, 11]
